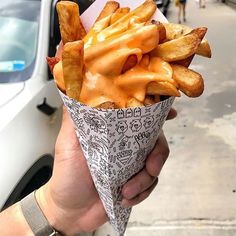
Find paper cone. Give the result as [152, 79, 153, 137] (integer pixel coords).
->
[58, 1, 172, 235]
[60, 92, 174, 235]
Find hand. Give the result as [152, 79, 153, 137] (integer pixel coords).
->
[36, 107, 177, 235]
[121, 108, 177, 207]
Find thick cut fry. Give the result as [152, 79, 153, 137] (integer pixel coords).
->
[144, 95, 156, 106]
[62, 41, 84, 101]
[151, 31, 201, 62]
[163, 23, 211, 58]
[110, 7, 130, 24]
[85, 24, 158, 63]
[84, 15, 113, 45]
[175, 55, 194, 68]
[151, 20, 166, 43]
[95, 1, 120, 23]
[163, 23, 191, 40]
[122, 54, 138, 74]
[173, 27, 208, 66]
[127, 98, 144, 108]
[56, 1, 86, 44]
[97, 101, 116, 109]
[171, 64, 204, 97]
[147, 81, 181, 97]
[190, 27, 207, 41]
[196, 39, 212, 58]
[95, 0, 156, 42]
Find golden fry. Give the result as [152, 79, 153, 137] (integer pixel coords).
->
[196, 39, 212, 58]
[97, 101, 116, 109]
[151, 31, 201, 62]
[171, 64, 204, 97]
[56, 1, 86, 44]
[110, 7, 130, 24]
[151, 20, 166, 43]
[163, 23, 211, 58]
[62, 41, 84, 101]
[96, 0, 156, 41]
[127, 98, 144, 108]
[172, 28, 208, 66]
[95, 1, 120, 23]
[174, 55, 194, 68]
[147, 81, 181, 97]
[163, 23, 191, 40]
[85, 24, 158, 63]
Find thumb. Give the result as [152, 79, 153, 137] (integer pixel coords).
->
[55, 106, 80, 161]
[59, 106, 76, 138]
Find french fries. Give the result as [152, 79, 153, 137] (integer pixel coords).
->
[127, 98, 144, 108]
[97, 101, 116, 109]
[86, 0, 156, 45]
[56, 1, 86, 43]
[171, 64, 204, 97]
[95, 1, 120, 23]
[62, 40, 84, 101]
[196, 39, 212, 58]
[110, 7, 130, 25]
[151, 30, 201, 62]
[50, 0, 211, 109]
[163, 23, 212, 58]
[147, 81, 181, 97]
[151, 20, 166, 43]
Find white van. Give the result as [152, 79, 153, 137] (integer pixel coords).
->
[0, 0, 93, 211]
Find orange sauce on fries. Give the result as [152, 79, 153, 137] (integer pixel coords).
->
[53, 23, 174, 108]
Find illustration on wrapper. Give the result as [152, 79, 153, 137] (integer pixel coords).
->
[61, 92, 174, 235]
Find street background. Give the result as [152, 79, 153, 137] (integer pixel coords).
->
[96, 0, 236, 235]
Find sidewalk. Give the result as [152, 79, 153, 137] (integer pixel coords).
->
[125, 0, 236, 235]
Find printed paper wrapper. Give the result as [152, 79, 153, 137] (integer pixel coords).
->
[59, 1, 172, 235]
[61, 95, 174, 236]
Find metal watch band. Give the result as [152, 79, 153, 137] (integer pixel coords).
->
[20, 191, 61, 236]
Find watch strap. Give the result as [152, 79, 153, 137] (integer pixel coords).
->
[20, 191, 61, 236]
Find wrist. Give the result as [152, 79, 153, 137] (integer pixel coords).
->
[0, 202, 33, 236]
[36, 183, 80, 236]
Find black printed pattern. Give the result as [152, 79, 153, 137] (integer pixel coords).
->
[60, 92, 174, 236]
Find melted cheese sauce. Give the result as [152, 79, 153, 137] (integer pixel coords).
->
[53, 23, 174, 108]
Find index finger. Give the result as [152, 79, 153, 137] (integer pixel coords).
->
[145, 131, 169, 177]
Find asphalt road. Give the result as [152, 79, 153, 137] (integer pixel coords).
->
[126, 0, 236, 235]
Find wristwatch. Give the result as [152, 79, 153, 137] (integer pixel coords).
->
[20, 191, 61, 236]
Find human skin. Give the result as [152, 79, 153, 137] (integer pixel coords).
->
[0, 108, 177, 235]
